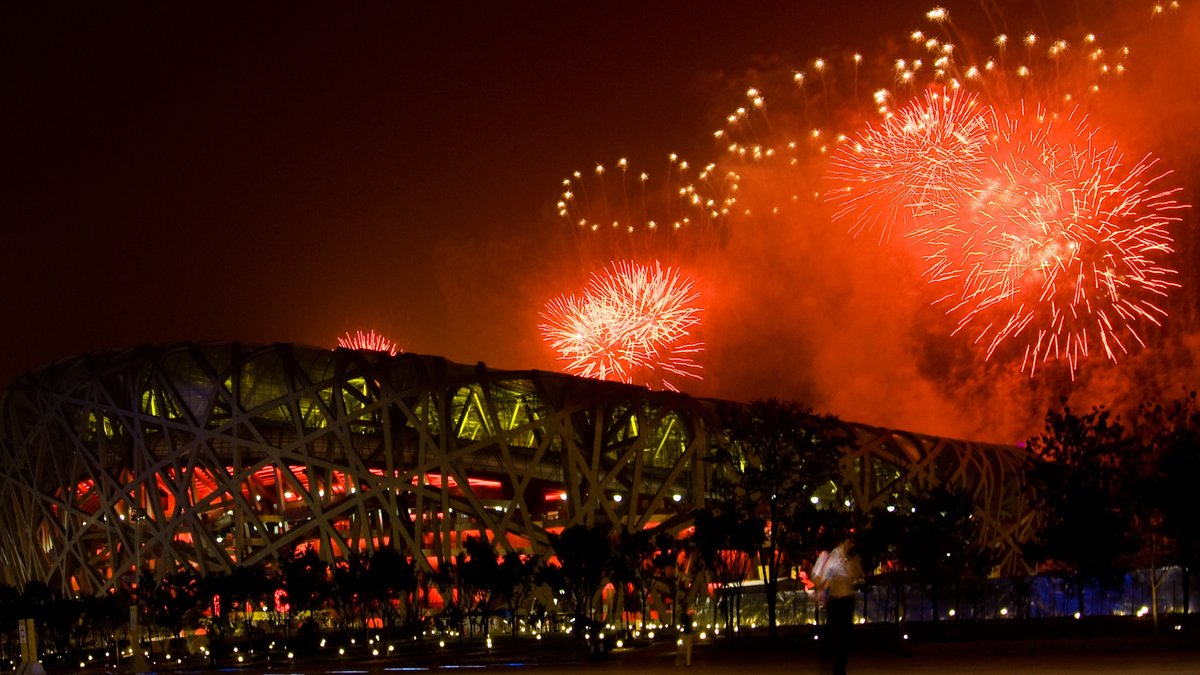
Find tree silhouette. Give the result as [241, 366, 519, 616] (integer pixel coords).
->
[895, 486, 997, 621]
[1024, 403, 1137, 616]
[693, 504, 766, 633]
[196, 572, 234, 662]
[545, 523, 613, 637]
[19, 581, 60, 652]
[859, 504, 909, 623]
[432, 555, 466, 640]
[88, 591, 131, 659]
[611, 528, 655, 631]
[147, 566, 201, 649]
[650, 531, 691, 630]
[716, 398, 848, 638]
[458, 535, 501, 637]
[365, 546, 416, 637]
[277, 546, 330, 640]
[1133, 391, 1200, 617]
[332, 551, 370, 637]
[227, 563, 271, 635]
[496, 550, 539, 637]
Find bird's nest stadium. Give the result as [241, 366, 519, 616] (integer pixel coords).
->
[0, 342, 1034, 596]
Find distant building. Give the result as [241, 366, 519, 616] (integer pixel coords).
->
[0, 342, 1033, 596]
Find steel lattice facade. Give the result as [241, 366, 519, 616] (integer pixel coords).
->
[0, 342, 1034, 596]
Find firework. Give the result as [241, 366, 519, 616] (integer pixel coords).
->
[710, 4, 1135, 227]
[539, 260, 703, 390]
[716, 79, 848, 168]
[812, 6, 1185, 375]
[550, 2, 1188, 381]
[934, 104, 1184, 374]
[712, 68, 864, 216]
[879, 4, 1138, 113]
[825, 88, 993, 245]
[556, 156, 740, 262]
[336, 329, 401, 356]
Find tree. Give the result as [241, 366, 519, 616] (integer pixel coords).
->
[43, 592, 84, 658]
[194, 564, 272, 654]
[1024, 403, 1137, 616]
[1133, 391, 1200, 618]
[365, 546, 417, 637]
[611, 528, 655, 631]
[859, 504, 909, 623]
[894, 486, 997, 621]
[458, 535, 501, 637]
[650, 531, 693, 631]
[226, 563, 271, 635]
[146, 566, 200, 649]
[18, 581, 60, 652]
[196, 572, 234, 663]
[544, 523, 613, 637]
[88, 591, 131, 660]
[332, 551, 370, 637]
[716, 398, 848, 638]
[496, 550, 538, 637]
[693, 505, 758, 634]
[277, 546, 330, 640]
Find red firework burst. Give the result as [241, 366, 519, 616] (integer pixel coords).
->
[539, 260, 704, 390]
[934, 103, 1183, 374]
[825, 88, 993, 245]
[336, 329, 401, 356]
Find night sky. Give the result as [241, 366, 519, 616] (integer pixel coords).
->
[6, 1, 1199, 444]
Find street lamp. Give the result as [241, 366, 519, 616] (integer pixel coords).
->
[127, 508, 149, 674]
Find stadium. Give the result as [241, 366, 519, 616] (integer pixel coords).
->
[0, 341, 1033, 598]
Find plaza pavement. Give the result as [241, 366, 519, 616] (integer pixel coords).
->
[568, 642, 1200, 674]
[147, 646, 1198, 674]
[63, 644, 1197, 675]
[45, 628, 1200, 675]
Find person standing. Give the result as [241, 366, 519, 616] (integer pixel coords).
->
[675, 607, 696, 666]
[813, 535, 863, 675]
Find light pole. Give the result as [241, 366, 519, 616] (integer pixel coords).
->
[127, 508, 150, 674]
